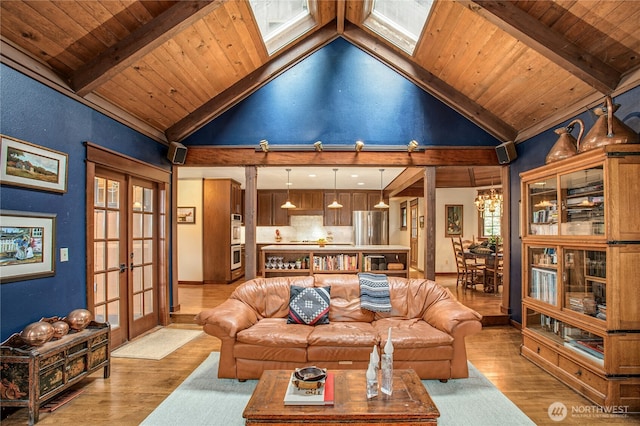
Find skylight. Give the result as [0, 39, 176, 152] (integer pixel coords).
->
[249, 0, 315, 55]
[364, 0, 434, 55]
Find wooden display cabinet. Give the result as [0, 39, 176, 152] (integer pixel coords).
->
[0, 321, 110, 425]
[520, 146, 640, 410]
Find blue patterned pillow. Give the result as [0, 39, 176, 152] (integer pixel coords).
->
[287, 286, 331, 325]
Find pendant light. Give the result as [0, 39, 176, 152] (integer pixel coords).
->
[281, 168, 296, 209]
[328, 168, 343, 209]
[374, 168, 389, 209]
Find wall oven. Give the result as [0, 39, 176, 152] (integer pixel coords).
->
[231, 214, 242, 245]
[231, 244, 242, 270]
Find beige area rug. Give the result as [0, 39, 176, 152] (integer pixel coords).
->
[111, 328, 203, 360]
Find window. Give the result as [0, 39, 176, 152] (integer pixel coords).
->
[477, 189, 502, 238]
[249, 0, 316, 55]
[363, 0, 434, 54]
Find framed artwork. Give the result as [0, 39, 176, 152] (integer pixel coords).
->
[0, 134, 68, 193]
[445, 204, 463, 237]
[0, 210, 57, 283]
[177, 207, 196, 224]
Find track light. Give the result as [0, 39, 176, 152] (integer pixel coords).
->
[355, 140, 364, 152]
[259, 139, 269, 152]
[314, 141, 323, 151]
[408, 140, 419, 153]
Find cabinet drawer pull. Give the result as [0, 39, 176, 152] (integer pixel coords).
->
[537, 346, 541, 354]
[575, 369, 582, 377]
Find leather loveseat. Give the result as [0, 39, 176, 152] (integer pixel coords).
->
[195, 274, 482, 380]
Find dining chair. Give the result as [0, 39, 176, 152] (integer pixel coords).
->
[451, 237, 482, 290]
[483, 243, 504, 293]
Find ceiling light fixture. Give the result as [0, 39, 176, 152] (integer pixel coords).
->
[408, 139, 419, 152]
[259, 139, 269, 152]
[374, 168, 389, 209]
[328, 168, 343, 209]
[281, 168, 296, 209]
[355, 140, 364, 152]
[474, 178, 502, 217]
[314, 141, 323, 151]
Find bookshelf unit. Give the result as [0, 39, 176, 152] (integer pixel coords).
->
[520, 146, 640, 411]
[261, 245, 410, 279]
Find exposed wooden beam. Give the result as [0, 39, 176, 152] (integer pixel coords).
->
[336, 0, 346, 34]
[387, 168, 425, 197]
[166, 24, 339, 142]
[182, 146, 499, 167]
[460, 0, 620, 94]
[71, 1, 227, 96]
[341, 23, 517, 142]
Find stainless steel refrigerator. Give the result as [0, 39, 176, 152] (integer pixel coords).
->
[352, 211, 389, 245]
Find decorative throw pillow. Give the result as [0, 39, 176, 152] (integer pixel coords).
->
[287, 286, 331, 325]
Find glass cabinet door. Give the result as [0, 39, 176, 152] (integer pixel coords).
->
[562, 248, 606, 321]
[559, 166, 604, 236]
[527, 176, 558, 235]
[524, 308, 604, 366]
[526, 246, 558, 305]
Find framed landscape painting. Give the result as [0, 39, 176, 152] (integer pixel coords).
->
[0, 210, 56, 283]
[177, 207, 196, 224]
[0, 134, 68, 193]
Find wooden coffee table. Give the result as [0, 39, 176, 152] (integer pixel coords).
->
[243, 369, 440, 425]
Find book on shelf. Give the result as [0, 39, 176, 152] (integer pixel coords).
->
[283, 372, 335, 406]
[564, 340, 604, 364]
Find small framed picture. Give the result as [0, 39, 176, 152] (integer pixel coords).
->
[445, 205, 463, 237]
[177, 207, 196, 224]
[1, 134, 68, 193]
[0, 210, 57, 283]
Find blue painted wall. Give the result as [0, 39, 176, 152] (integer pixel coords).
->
[184, 39, 500, 147]
[0, 64, 170, 341]
[508, 87, 640, 323]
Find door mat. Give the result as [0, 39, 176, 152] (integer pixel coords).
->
[111, 328, 203, 360]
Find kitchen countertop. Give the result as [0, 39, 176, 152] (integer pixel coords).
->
[261, 244, 410, 251]
[257, 241, 353, 245]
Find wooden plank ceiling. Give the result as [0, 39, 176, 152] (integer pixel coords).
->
[1, 0, 639, 188]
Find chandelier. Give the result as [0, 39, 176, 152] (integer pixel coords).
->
[475, 186, 502, 216]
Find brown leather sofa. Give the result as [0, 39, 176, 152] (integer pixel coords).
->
[195, 274, 482, 380]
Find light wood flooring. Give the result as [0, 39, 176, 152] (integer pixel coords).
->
[2, 275, 638, 425]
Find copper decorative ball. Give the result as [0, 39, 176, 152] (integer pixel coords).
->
[51, 320, 70, 338]
[20, 321, 55, 346]
[65, 309, 93, 330]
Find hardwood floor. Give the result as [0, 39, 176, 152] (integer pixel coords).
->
[3, 275, 638, 425]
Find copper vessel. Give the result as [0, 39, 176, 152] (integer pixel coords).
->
[51, 321, 70, 338]
[20, 321, 55, 346]
[579, 96, 639, 152]
[65, 309, 93, 330]
[545, 119, 584, 164]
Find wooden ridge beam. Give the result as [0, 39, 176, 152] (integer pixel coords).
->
[166, 23, 339, 142]
[341, 23, 517, 143]
[459, 0, 620, 94]
[71, 1, 227, 96]
[182, 146, 499, 167]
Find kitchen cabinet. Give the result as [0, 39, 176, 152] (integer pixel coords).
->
[0, 321, 110, 425]
[289, 190, 323, 211]
[203, 179, 245, 283]
[323, 192, 352, 226]
[257, 191, 289, 226]
[520, 145, 640, 411]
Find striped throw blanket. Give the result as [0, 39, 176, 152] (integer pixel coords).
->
[358, 272, 391, 312]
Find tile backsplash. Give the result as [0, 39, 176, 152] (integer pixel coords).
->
[255, 215, 352, 243]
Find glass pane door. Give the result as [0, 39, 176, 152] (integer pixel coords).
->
[130, 179, 158, 337]
[93, 172, 128, 347]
